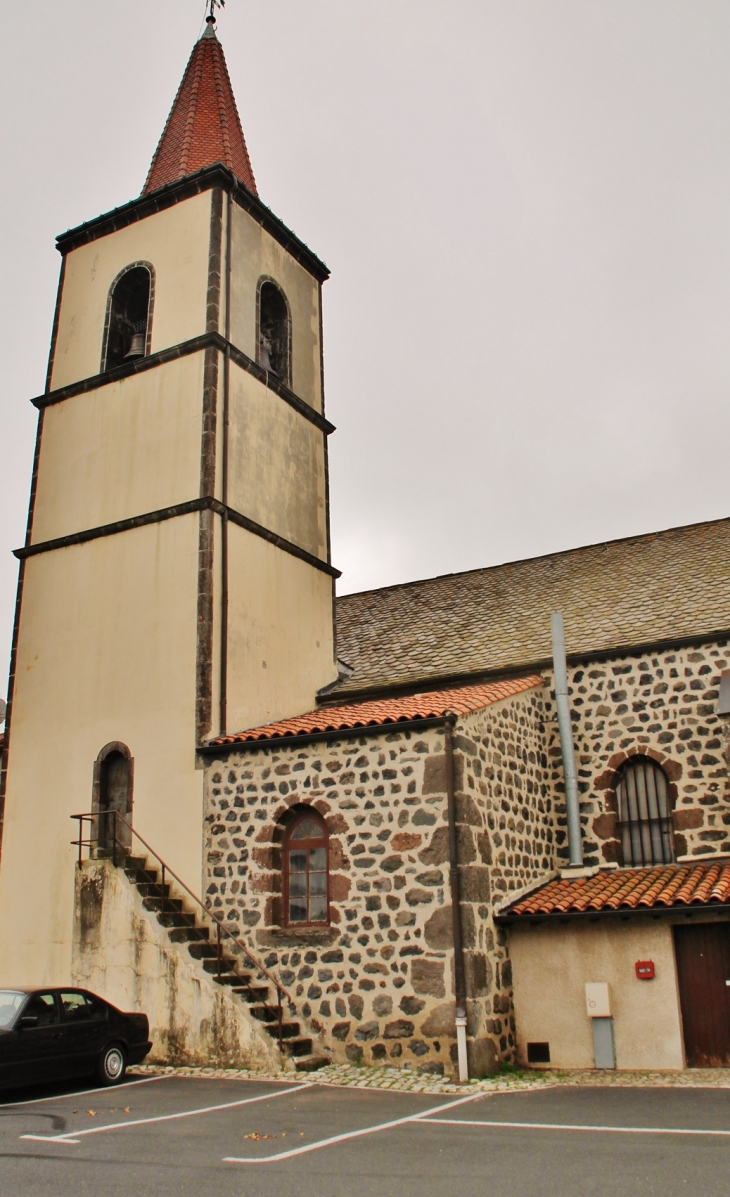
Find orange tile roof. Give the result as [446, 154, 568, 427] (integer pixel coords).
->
[144, 24, 257, 196]
[503, 861, 730, 918]
[209, 675, 543, 746]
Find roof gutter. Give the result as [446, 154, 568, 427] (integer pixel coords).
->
[198, 714, 448, 755]
[495, 904, 730, 925]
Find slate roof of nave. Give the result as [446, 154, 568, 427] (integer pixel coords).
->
[332, 516, 730, 699]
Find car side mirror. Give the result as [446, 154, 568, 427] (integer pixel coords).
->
[18, 1014, 39, 1029]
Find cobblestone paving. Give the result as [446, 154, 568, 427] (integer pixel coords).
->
[129, 1062, 730, 1096]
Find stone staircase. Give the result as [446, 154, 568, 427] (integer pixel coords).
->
[121, 853, 328, 1072]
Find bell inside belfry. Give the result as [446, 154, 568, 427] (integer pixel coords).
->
[258, 335, 273, 372]
[258, 281, 290, 383]
[124, 322, 147, 359]
[104, 267, 151, 370]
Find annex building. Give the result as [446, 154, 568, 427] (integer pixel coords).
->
[0, 18, 728, 1079]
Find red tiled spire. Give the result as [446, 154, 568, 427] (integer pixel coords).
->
[143, 19, 257, 196]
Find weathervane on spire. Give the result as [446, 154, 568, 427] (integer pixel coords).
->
[206, 0, 225, 22]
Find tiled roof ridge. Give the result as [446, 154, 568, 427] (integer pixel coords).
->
[178, 37, 204, 177]
[208, 675, 543, 746]
[336, 514, 730, 606]
[143, 31, 257, 196]
[506, 860, 730, 917]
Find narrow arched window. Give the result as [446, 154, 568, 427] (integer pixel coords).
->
[283, 811, 328, 925]
[94, 742, 133, 851]
[103, 265, 153, 371]
[616, 756, 674, 867]
[258, 279, 291, 385]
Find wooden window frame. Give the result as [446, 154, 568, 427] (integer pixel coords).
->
[616, 755, 674, 867]
[282, 810, 329, 928]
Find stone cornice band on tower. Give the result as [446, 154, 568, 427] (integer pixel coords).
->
[31, 332, 335, 435]
[55, 165, 329, 283]
[13, 496, 340, 579]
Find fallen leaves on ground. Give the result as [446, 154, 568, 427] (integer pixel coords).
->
[242, 1130, 306, 1141]
[85, 1111, 97, 1117]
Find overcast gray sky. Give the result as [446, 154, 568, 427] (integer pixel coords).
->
[1, 0, 729, 692]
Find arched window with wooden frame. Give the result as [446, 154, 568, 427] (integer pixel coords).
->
[102, 262, 154, 372]
[257, 277, 291, 386]
[616, 756, 674, 867]
[283, 810, 328, 926]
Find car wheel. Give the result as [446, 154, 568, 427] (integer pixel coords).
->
[96, 1044, 127, 1086]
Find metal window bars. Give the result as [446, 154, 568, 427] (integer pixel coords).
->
[616, 757, 674, 867]
[71, 810, 289, 1051]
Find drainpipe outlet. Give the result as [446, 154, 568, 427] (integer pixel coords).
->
[455, 1010, 468, 1082]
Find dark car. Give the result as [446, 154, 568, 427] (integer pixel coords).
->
[0, 988, 151, 1091]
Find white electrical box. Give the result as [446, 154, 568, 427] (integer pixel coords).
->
[585, 982, 611, 1018]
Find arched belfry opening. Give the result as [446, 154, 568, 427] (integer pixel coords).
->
[102, 264, 153, 371]
[257, 279, 291, 385]
[93, 743, 134, 851]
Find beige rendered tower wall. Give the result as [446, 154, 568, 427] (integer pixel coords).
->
[0, 33, 338, 986]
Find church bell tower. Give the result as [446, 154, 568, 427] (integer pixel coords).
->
[0, 16, 338, 983]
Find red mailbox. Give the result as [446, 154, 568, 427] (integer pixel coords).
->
[635, 960, 655, 980]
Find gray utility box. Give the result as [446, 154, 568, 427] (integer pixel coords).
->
[592, 1017, 616, 1069]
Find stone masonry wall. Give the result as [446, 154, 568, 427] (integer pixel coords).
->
[456, 686, 553, 1068]
[203, 687, 551, 1076]
[542, 639, 730, 866]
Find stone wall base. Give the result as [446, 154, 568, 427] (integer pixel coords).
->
[71, 858, 281, 1071]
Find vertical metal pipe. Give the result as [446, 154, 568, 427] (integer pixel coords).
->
[444, 715, 469, 1081]
[219, 191, 232, 736]
[551, 612, 583, 867]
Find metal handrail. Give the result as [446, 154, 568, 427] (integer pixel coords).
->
[71, 810, 289, 1050]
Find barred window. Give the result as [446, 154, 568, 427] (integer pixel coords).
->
[283, 812, 328, 926]
[616, 757, 674, 867]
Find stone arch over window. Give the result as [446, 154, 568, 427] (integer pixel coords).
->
[256, 277, 291, 386]
[102, 262, 155, 372]
[616, 755, 674, 866]
[92, 742, 134, 851]
[593, 747, 682, 865]
[281, 806, 329, 927]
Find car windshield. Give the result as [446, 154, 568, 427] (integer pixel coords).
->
[0, 991, 26, 1028]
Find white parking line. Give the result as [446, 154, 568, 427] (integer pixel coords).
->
[2, 1073, 171, 1109]
[422, 1117, 730, 1137]
[21, 1082, 311, 1145]
[223, 1090, 487, 1164]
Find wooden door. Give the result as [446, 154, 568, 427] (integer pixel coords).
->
[674, 923, 730, 1067]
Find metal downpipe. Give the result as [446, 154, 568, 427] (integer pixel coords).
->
[444, 714, 469, 1081]
[551, 612, 583, 868]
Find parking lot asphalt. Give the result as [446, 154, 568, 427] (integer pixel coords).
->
[0, 1074, 728, 1197]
